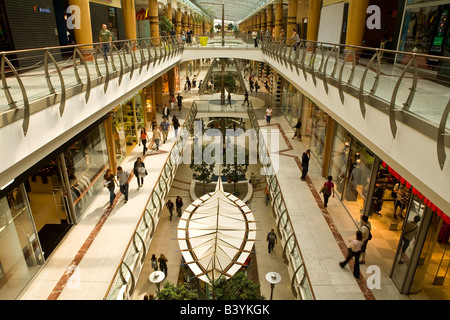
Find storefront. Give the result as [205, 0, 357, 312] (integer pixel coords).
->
[323, 121, 450, 295]
[112, 92, 147, 163]
[397, 0, 450, 79]
[0, 119, 110, 299]
[281, 82, 303, 127]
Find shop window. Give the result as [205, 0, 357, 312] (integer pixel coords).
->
[0, 186, 44, 299]
[308, 106, 328, 166]
[64, 125, 109, 220]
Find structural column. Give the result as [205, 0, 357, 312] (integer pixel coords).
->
[155, 78, 163, 113]
[274, 0, 283, 38]
[176, 8, 182, 34]
[68, 0, 93, 60]
[267, 4, 273, 36]
[287, 0, 297, 38]
[122, 0, 137, 42]
[182, 11, 188, 31]
[261, 9, 267, 34]
[345, 0, 370, 47]
[166, 1, 172, 21]
[257, 13, 261, 32]
[306, 0, 321, 41]
[149, 0, 159, 38]
[104, 114, 118, 174]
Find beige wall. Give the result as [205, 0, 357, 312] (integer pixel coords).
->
[89, 0, 122, 8]
[323, 0, 348, 6]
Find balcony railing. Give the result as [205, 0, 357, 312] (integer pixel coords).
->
[0, 36, 183, 135]
[260, 35, 450, 170]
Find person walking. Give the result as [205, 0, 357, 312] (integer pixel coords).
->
[133, 157, 147, 188]
[153, 126, 161, 151]
[158, 253, 168, 276]
[339, 230, 364, 278]
[151, 254, 159, 271]
[252, 30, 258, 47]
[160, 118, 170, 143]
[172, 115, 180, 138]
[163, 104, 170, 119]
[116, 166, 130, 204]
[166, 199, 174, 221]
[293, 118, 302, 141]
[140, 128, 149, 155]
[99, 24, 112, 61]
[300, 149, 310, 181]
[359, 215, 372, 264]
[227, 92, 232, 106]
[265, 106, 273, 124]
[267, 229, 277, 253]
[291, 28, 301, 51]
[265, 186, 270, 206]
[320, 176, 335, 208]
[243, 91, 249, 106]
[175, 196, 183, 218]
[177, 93, 183, 111]
[103, 168, 118, 207]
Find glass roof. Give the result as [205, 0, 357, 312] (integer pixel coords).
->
[192, 0, 273, 23]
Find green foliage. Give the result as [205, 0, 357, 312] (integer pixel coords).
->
[190, 146, 215, 192]
[159, 16, 173, 34]
[156, 282, 199, 300]
[222, 145, 249, 190]
[212, 272, 265, 300]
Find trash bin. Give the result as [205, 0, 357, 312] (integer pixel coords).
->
[199, 36, 208, 47]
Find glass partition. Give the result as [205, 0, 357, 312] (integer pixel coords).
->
[104, 101, 196, 300]
[0, 186, 44, 299]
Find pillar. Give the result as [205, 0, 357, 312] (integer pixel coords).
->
[287, 0, 298, 39]
[122, 0, 137, 43]
[267, 4, 273, 36]
[182, 12, 188, 31]
[346, 0, 370, 47]
[306, 0, 321, 41]
[176, 8, 182, 34]
[257, 12, 261, 32]
[168, 69, 175, 97]
[149, 0, 159, 38]
[166, 2, 172, 21]
[155, 77, 163, 113]
[68, 0, 93, 60]
[261, 9, 267, 34]
[274, 0, 283, 38]
[104, 115, 118, 174]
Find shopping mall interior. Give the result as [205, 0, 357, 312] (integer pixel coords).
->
[0, 0, 449, 303]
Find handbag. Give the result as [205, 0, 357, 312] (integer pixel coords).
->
[320, 183, 330, 196]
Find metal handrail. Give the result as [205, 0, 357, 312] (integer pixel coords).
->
[0, 35, 183, 136]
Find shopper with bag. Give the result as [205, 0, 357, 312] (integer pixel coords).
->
[339, 230, 364, 279]
[320, 176, 335, 208]
[133, 157, 147, 188]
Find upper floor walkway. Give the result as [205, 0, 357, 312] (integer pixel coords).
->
[0, 34, 449, 216]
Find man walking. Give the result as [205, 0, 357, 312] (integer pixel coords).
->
[301, 149, 311, 181]
[153, 126, 161, 151]
[177, 93, 183, 111]
[243, 91, 249, 106]
[267, 229, 277, 253]
[166, 199, 174, 221]
[116, 166, 129, 203]
[99, 24, 112, 61]
[176, 196, 183, 218]
[160, 118, 170, 143]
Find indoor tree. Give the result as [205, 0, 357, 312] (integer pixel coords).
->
[211, 271, 265, 300]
